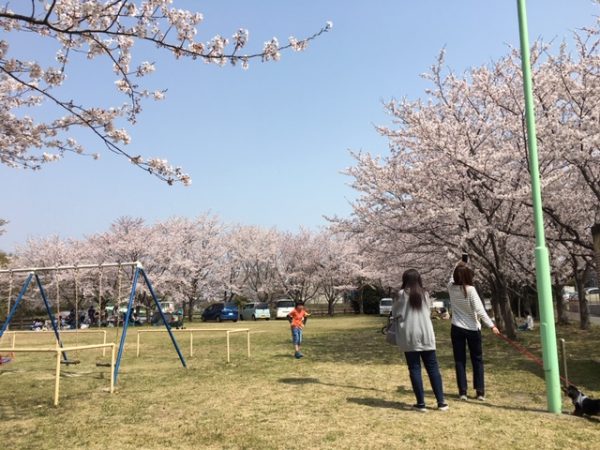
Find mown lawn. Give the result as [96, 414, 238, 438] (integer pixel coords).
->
[1, 316, 599, 449]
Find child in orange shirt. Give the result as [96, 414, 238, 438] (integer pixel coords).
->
[287, 301, 310, 359]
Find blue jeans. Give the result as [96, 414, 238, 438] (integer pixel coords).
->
[291, 327, 303, 345]
[404, 350, 445, 406]
[451, 325, 484, 396]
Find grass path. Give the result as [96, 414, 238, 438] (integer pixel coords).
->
[1, 316, 599, 449]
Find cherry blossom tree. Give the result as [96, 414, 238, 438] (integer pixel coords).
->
[223, 225, 282, 302]
[275, 229, 322, 303]
[153, 215, 226, 320]
[10, 234, 88, 312]
[312, 231, 362, 316]
[0, 1, 332, 184]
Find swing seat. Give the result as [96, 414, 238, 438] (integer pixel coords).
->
[60, 359, 81, 365]
[95, 361, 111, 367]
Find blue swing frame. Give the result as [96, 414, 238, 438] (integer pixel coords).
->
[114, 264, 187, 383]
[0, 263, 187, 383]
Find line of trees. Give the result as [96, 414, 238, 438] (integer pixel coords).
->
[0, 216, 365, 319]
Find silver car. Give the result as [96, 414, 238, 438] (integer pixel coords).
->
[240, 302, 271, 321]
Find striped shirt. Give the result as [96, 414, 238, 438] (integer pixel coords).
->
[448, 282, 495, 331]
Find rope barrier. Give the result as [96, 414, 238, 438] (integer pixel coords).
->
[496, 333, 570, 386]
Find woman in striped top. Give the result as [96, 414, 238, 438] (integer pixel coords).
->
[448, 263, 500, 401]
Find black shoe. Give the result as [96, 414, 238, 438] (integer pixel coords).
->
[412, 404, 427, 412]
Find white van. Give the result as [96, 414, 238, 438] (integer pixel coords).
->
[275, 299, 296, 319]
[379, 298, 393, 316]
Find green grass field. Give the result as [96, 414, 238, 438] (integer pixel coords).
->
[1, 316, 599, 449]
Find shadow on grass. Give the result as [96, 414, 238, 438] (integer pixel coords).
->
[470, 399, 547, 414]
[279, 377, 387, 392]
[347, 397, 413, 411]
[393, 385, 547, 413]
[305, 328, 399, 365]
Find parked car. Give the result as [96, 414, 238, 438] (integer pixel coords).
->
[240, 302, 271, 321]
[566, 291, 579, 302]
[430, 299, 445, 310]
[585, 287, 600, 303]
[379, 298, 393, 316]
[159, 302, 176, 314]
[201, 302, 239, 322]
[275, 299, 296, 319]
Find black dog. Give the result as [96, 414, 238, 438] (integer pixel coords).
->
[566, 385, 600, 417]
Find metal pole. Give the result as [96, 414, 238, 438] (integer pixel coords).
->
[0, 262, 139, 274]
[560, 338, 569, 388]
[516, 0, 561, 413]
[110, 344, 116, 394]
[114, 266, 140, 384]
[226, 331, 231, 363]
[247, 330, 251, 358]
[54, 348, 61, 406]
[140, 268, 187, 369]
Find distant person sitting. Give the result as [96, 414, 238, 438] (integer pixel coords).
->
[66, 309, 76, 329]
[518, 311, 534, 331]
[440, 307, 450, 320]
[88, 306, 97, 326]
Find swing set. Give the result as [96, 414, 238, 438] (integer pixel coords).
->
[0, 262, 187, 394]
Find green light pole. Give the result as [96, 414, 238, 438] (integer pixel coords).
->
[516, 0, 562, 413]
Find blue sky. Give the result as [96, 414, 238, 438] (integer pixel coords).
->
[0, 0, 598, 251]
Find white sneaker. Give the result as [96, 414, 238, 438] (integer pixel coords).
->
[476, 395, 486, 402]
[459, 395, 468, 401]
[412, 404, 427, 412]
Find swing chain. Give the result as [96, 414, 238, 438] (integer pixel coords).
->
[6, 270, 13, 331]
[98, 265, 103, 327]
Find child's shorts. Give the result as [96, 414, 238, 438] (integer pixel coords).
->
[291, 327, 303, 345]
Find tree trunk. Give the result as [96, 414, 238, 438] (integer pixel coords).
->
[327, 298, 335, 316]
[593, 223, 600, 288]
[490, 295, 505, 331]
[99, 294, 105, 325]
[496, 282, 516, 339]
[553, 275, 569, 325]
[574, 269, 590, 330]
[187, 298, 194, 322]
[358, 285, 364, 314]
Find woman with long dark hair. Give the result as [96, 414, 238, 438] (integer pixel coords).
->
[392, 269, 448, 412]
[448, 263, 500, 401]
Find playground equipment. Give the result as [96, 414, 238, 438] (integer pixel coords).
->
[0, 262, 187, 389]
[1, 329, 109, 357]
[135, 328, 252, 363]
[0, 343, 116, 406]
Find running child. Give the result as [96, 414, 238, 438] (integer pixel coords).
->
[287, 301, 310, 359]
